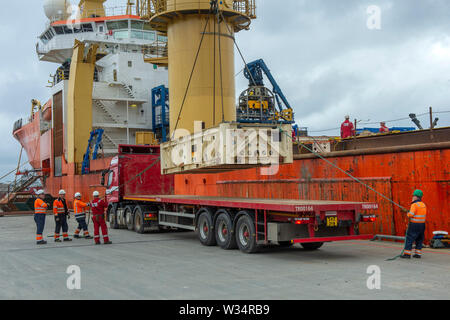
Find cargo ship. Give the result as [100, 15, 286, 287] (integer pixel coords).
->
[9, 0, 449, 243]
[11, 0, 169, 206]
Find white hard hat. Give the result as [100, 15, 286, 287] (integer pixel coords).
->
[59, 190, 66, 195]
[345, 115, 350, 119]
[35, 189, 44, 195]
[93, 191, 100, 197]
[74, 192, 81, 198]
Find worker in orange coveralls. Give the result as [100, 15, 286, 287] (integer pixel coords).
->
[401, 189, 427, 259]
[34, 190, 48, 245]
[379, 122, 390, 133]
[73, 193, 93, 239]
[340, 115, 355, 138]
[90, 191, 112, 245]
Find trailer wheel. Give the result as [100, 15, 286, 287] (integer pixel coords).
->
[236, 214, 258, 253]
[215, 211, 237, 250]
[109, 205, 119, 230]
[134, 205, 145, 234]
[124, 205, 135, 231]
[301, 242, 324, 251]
[197, 210, 216, 246]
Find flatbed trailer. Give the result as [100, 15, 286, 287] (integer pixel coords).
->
[104, 145, 379, 253]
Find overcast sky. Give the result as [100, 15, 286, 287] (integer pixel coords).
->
[0, 0, 449, 179]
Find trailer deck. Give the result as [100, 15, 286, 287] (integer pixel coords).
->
[123, 195, 379, 213]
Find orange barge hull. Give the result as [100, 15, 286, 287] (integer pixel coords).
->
[175, 148, 449, 242]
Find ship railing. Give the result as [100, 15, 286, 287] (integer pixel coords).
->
[149, 0, 256, 17]
[46, 6, 139, 24]
[37, 30, 164, 57]
[142, 38, 168, 59]
[97, 71, 150, 101]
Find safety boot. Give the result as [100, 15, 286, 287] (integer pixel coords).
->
[74, 235, 80, 239]
[85, 235, 93, 239]
[63, 238, 72, 242]
[104, 241, 112, 245]
[400, 254, 411, 259]
[36, 240, 47, 245]
[54, 239, 61, 243]
[413, 254, 421, 259]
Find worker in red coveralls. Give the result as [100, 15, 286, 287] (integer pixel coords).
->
[90, 191, 112, 245]
[340, 115, 355, 139]
[379, 121, 389, 133]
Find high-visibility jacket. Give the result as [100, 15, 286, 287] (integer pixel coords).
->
[407, 201, 427, 224]
[34, 198, 48, 214]
[53, 199, 66, 216]
[74, 199, 88, 219]
[341, 120, 355, 138]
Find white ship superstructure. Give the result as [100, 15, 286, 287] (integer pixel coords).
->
[37, 0, 168, 154]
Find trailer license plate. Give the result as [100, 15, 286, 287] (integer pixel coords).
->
[326, 216, 338, 227]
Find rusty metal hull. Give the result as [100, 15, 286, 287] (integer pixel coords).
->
[175, 148, 450, 242]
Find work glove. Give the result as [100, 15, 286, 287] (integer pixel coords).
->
[55, 216, 60, 222]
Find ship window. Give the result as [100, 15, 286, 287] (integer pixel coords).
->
[107, 171, 114, 188]
[63, 26, 73, 34]
[54, 26, 64, 34]
[98, 25, 104, 33]
[114, 30, 129, 40]
[73, 26, 83, 33]
[106, 20, 128, 30]
[40, 36, 49, 44]
[131, 20, 144, 30]
[128, 61, 132, 67]
[143, 22, 153, 31]
[143, 32, 155, 41]
[82, 23, 93, 32]
[157, 35, 167, 42]
[130, 30, 143, 40]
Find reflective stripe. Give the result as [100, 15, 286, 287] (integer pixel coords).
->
[94, 235, 100, 239]
[403, 250, 411, 255]
[36, 235, 43, 241]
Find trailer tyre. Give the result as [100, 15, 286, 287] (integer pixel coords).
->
[215, 211, 237, 250]
[134, 206, 146, 234]
[124, 205, 135, 231]
[236, 214, 258, 254]
[109, 205, 119, 230]
[197, 210, 216, 246]
[301, 242, 324, 251]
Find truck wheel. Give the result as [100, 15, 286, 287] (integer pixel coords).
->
[236, 214, 258, 253]
[109, 205, 119, 230]
[215, 211, 237, 250]
[301, 242, 324, 251]
[124, 205, 135, 231]
[134, 205, 145, 234]
[278, 241, 293, 247]
[197, 210, 216, 246]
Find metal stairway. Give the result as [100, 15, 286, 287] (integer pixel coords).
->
[121, 83, 136, 99]
[94, 100, 119, 124]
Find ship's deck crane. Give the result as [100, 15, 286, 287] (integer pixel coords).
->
[237, 59, 294, 124]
